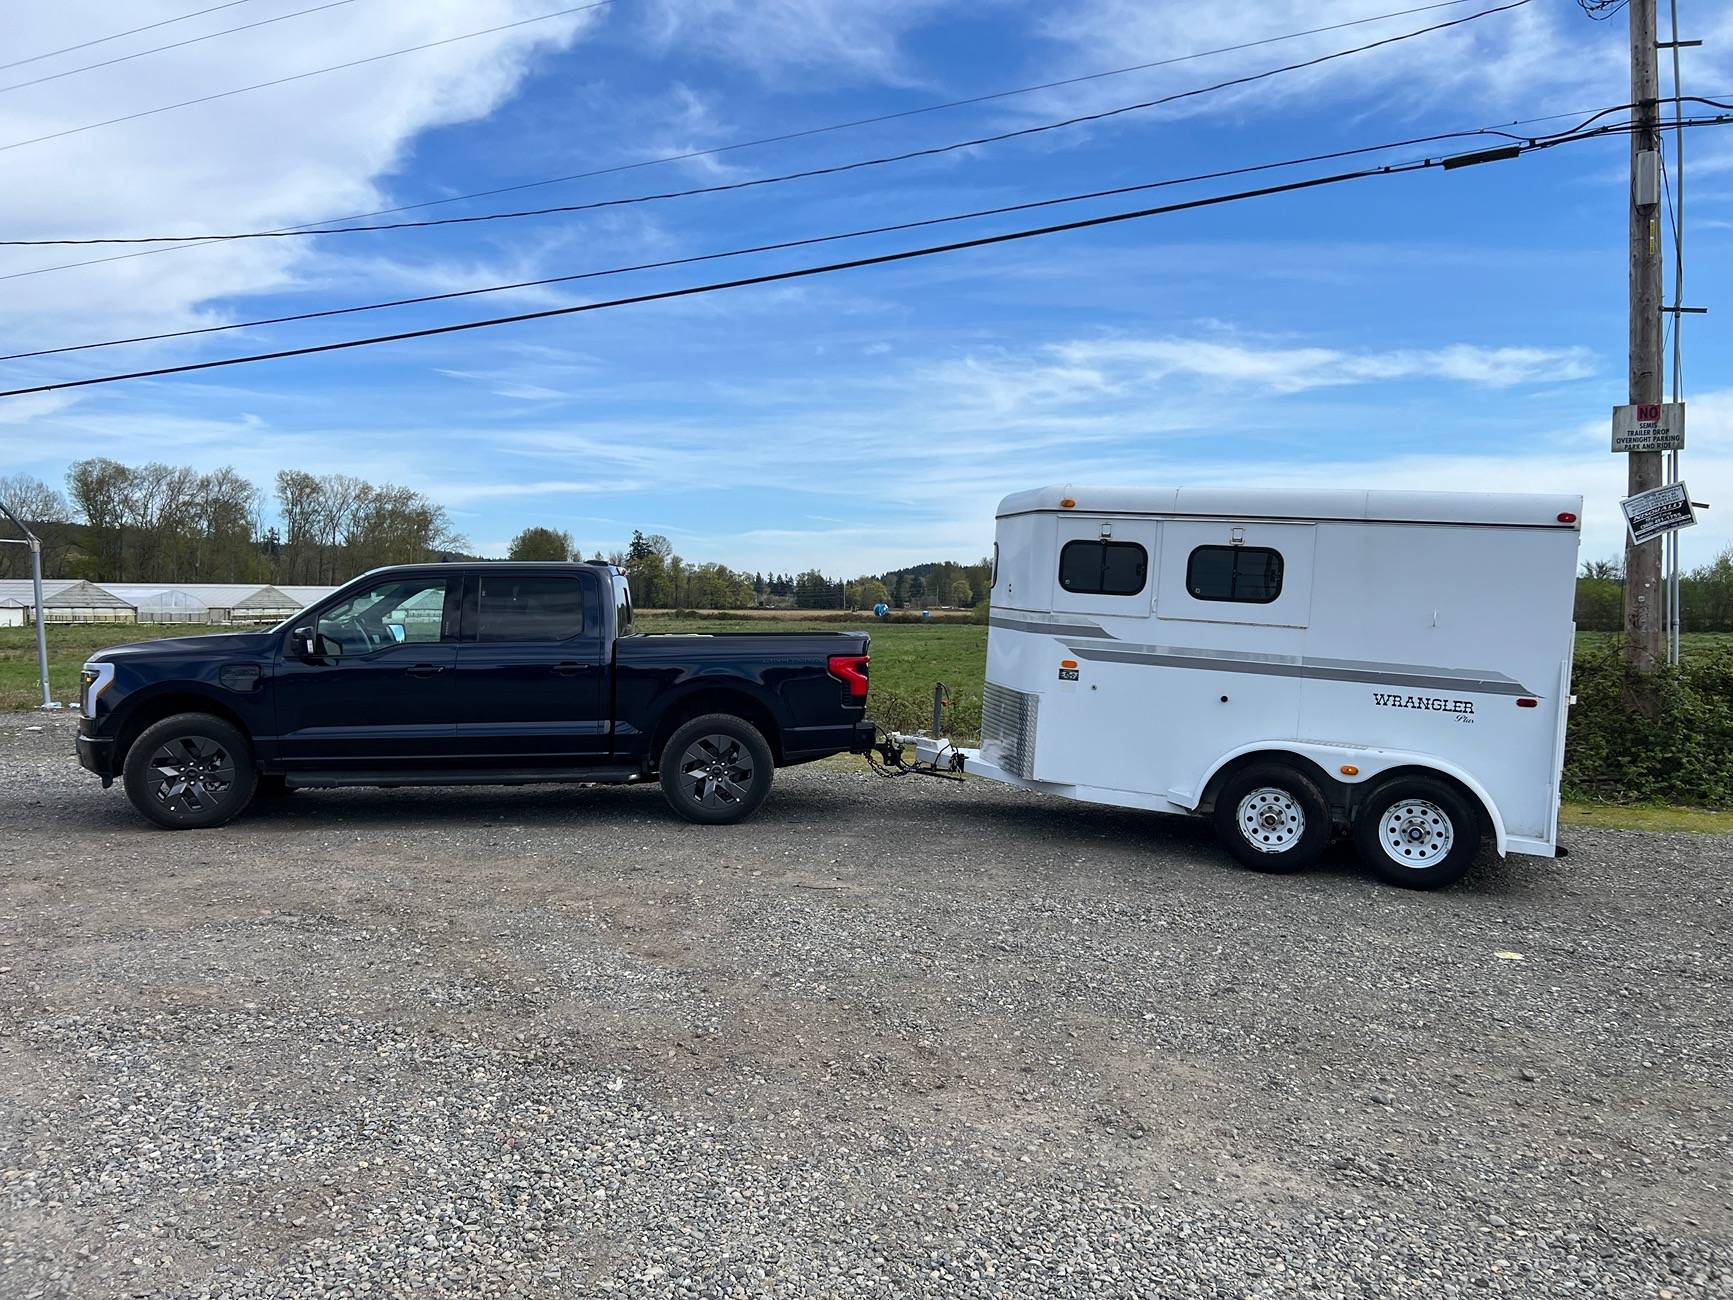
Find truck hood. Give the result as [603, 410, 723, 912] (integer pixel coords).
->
[89, 631, 278, 662]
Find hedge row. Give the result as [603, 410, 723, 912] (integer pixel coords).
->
[1564, 646, 1733, 807]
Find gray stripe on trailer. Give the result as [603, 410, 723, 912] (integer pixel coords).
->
[1064, 641, 1540, 698]
[989, 613, 1114, 639]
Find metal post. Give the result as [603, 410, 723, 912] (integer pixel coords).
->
[29, 536, 51, 708]
[1622, 0, 1665, 673]
[0, 497, 54, 707]
[1665, 0, 1686, 665]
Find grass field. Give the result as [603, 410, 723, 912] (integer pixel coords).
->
[0, 623, 239, 711]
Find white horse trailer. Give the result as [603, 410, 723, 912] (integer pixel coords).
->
[909, 486, 1583, 889]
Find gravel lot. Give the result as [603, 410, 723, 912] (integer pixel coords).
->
[2, 711, 1730, 1299]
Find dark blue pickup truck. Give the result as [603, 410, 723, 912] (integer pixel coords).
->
[76, 562, 874, 829]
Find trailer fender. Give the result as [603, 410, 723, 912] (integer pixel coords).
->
[1185, 742, 1508, 856]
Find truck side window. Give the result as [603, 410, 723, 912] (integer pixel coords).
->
[1058, 540, 1147, 596]
[1186, 545, 1284, 603]
[315, 576, 450, 656]
[476, 575, 586, 642]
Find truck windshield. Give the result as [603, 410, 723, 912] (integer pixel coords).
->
[612, 574, 635, 636]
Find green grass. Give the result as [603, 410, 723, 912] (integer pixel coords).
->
[1561, 803, 1733, 833]
[0, 623, 240, 710]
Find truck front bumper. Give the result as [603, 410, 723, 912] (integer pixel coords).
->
[76, 729, 117, 783]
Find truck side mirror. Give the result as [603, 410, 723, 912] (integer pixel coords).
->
[292, 625, 318, 659]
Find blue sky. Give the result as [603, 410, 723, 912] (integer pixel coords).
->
[2, 0, 1730, 574]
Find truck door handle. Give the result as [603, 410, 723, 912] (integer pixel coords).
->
[552, 661, 583, 676]
[406, 663, 445, 678]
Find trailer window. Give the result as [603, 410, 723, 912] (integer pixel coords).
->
[1058, 540, 1147, 596]
[1186, 546, 1284, 604]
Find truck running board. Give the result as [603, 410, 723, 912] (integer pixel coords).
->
[282, 766, 649, 790]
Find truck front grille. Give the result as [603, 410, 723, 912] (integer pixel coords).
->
[980, 681, 1038, 780]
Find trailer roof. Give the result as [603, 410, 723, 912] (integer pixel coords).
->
[995, 486, 1584, 529]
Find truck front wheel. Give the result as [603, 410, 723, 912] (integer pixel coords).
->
[658, 714, 775, 825]
[122, 712, 258, 830]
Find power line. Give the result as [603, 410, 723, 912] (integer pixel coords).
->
[0, 1, 261, 74]
[0, 118, 1581, 363]
[9, 117, 1723, 402]
[0, 0, 366, 97]
[0, 1, 614, 156]
[0, 0, 1530, 280]
[1, 0, 1534, 247]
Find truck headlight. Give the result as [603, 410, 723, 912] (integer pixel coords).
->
[80, 662, 115, 718]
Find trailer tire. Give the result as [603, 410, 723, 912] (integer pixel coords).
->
[1212, 762, 1331, 874]
[659, 713, 775, 826]
[1353, 776, 1480, 890]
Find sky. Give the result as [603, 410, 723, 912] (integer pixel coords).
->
[1, 0, 1730, 575]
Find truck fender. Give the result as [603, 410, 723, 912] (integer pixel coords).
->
[1184, 741, 1509, 856]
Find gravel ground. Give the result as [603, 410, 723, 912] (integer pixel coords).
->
[1, 711, 1730, 1300]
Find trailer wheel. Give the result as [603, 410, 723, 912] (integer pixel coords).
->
[1212, 763, 1331, 874]
[1352, 777, 1481, 890]
[659, 713, 775, 826]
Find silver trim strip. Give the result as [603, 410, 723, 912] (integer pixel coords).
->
[1064, 640, 1539, 698]
[989, 613, 1114, 639]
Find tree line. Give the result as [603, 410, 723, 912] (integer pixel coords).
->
[0, 463, 464, 585]
[504, 528, 992, 611]
[1574, 551, 1733, 633]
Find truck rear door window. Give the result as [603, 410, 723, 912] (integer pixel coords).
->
[1186, 545, 1284, 604]
[1058, 540, 1147, 596]
[475, 575, 586, 641]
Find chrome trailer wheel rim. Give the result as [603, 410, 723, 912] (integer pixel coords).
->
[678, 734, 755, 809]
[1378, 798, 1454, 867]
[1237, 786, 1304, 853]
[148, 734, 237, 813]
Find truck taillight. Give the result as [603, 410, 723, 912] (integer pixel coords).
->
[828, 653, 869, 699]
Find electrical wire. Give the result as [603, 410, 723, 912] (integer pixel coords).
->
[8, 116, 1725, 402]
[0, 1, 261, 74]
[0, 0, 1534, 247]
[0, 0, 367, 97]
[0, 104, 1651, 363]
[0, 1, 614, 156]
[0, 0, 1536, 280]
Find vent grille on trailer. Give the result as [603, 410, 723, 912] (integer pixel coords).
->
[981, 681, 1039, 779]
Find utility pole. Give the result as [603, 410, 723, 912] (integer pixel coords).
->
[1623, 0, 1665, 672]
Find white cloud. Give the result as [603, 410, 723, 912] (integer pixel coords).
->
[1047, 337, 1594, 394]
[0, 1, 604, 357]
[635, 0, 950, 85]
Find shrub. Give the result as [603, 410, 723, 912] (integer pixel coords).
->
[1564, 644, 1733, 806]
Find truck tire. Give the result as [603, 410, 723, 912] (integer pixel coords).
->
[1212, 762, 1332, 874]
[659, 713, 775, 826]
[1352, 776, 1481, 890]
[122, 712, 258, 830]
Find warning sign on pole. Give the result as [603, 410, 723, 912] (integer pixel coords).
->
[1621, 482, 1696, 545]
[1612, 402, 1685, 452]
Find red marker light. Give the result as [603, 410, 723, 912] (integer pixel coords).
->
[1557, 512, 1578, 524]
[827, 654, 870, 699]
[1517, 698, 1539, 708]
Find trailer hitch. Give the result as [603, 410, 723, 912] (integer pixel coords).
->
[866, 731, 965, 781]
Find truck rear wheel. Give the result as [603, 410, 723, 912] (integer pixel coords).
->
[659, 714, 774, 825]
[1212, 762, 1332, 874]
[1352, 776, 1481, 890]
[122, 712, 257, 830]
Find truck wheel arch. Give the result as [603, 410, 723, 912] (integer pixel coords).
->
[1194, 744, 1507, 856]
[649, 687, 783, 767]
[113, 691, 252, 771]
